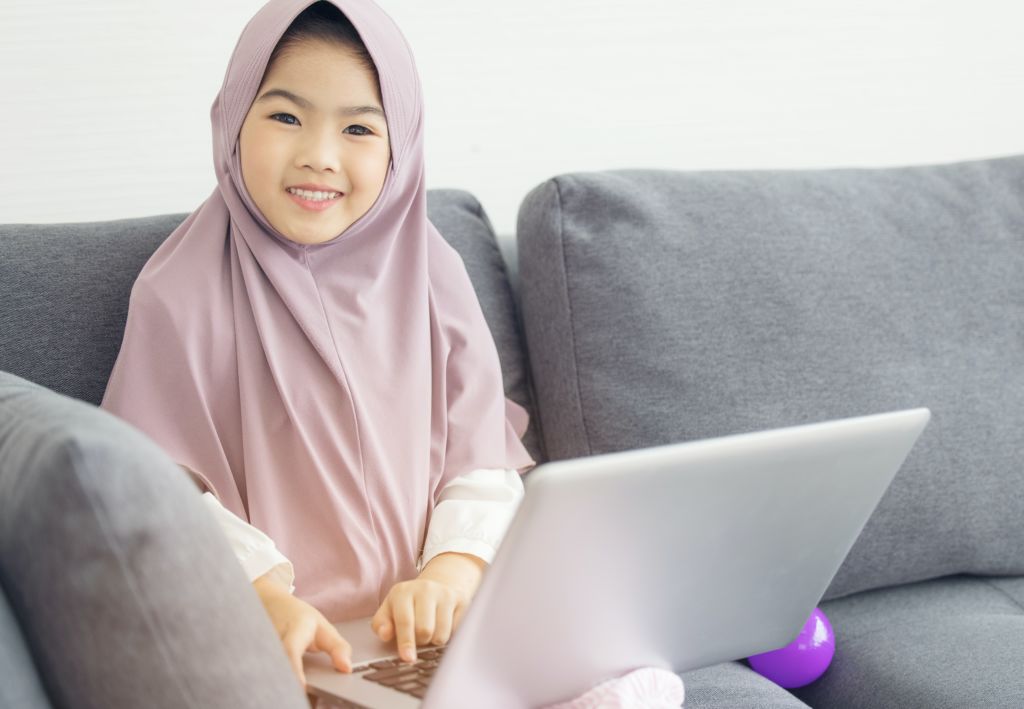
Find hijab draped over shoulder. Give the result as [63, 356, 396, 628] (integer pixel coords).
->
[100, 0, 535, 622]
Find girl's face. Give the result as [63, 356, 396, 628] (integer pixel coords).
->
[240, 39, 390, 245]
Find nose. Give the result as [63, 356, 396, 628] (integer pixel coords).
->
[296, 126, 343, 173]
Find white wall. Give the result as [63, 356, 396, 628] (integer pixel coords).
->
[2, 0, 1023, 236]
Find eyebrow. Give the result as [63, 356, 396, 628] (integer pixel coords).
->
[256, 88, 386, 119]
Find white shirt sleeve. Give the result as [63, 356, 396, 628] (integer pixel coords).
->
[200, 492, 296, 594]
[416, 467, 526, 573]
[199, 468, 524, 585]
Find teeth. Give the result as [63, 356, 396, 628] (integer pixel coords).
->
[287, 187, 340, 201]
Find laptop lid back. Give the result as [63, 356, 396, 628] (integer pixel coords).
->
[423, 408, 930, 708]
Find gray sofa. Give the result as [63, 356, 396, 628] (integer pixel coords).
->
[2, 153, 1024, 708]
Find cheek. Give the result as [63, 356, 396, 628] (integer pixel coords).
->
[242, 142, 283, 193]
[360, 145, 391, 184]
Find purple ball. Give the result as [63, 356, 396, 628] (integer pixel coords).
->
[746, 607, 835, 688]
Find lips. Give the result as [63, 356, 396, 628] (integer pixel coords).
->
[287, 188, 343, 212]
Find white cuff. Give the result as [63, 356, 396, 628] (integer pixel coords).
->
[416, 468, 524, 573]
[417, 538, 499, 573]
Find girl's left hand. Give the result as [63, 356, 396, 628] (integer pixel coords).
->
[370, 551, 485, 663]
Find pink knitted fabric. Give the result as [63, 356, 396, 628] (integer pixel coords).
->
[543, 667, 685, 708]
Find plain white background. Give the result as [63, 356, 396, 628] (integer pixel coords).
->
[1, 0, 1023, 236]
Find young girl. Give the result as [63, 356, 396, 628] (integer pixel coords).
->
[100, 0, 535, 685]
[100, 0, 683, 705]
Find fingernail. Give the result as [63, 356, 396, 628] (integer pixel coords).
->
[401, 646, 416, 662]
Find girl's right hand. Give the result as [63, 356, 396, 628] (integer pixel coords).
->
[252, 573, 353, 687]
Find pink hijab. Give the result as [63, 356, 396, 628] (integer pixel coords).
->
[100, 0, 535, 622]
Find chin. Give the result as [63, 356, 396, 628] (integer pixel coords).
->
[273, 221, 328, 245]
[300, 229, 347, 245]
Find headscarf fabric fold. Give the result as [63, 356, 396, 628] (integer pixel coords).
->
[100, 0, 535, 621]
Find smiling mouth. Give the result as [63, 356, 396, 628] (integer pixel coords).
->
[286, 189, 343, 212]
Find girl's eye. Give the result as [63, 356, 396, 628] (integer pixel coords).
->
[270, 112, 299, 125]
[269, 113, 372, 136]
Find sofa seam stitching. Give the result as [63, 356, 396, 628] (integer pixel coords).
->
[976, 576, 1024, 613]
[554, 177, 592, 456]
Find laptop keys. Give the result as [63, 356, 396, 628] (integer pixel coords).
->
[351, 645, 448, 697]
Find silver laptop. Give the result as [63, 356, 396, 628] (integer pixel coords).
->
[304, 407, 930, 708]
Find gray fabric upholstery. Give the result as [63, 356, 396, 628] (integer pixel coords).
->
[793, 574, 1024, 708]
[680, 661, 811, 708]
[516, 155, 1024, 601]
[0, 214, 180, 407]
[0, 583, 51, 708]
[0, 370, 309, 709]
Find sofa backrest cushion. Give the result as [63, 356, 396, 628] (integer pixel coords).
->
[0, 189, 545, 466]
[426, 190, 546, 464]
[0, 370, 310, 708]
[516, 155, 1024, 600]
[0, 214, 181, 407]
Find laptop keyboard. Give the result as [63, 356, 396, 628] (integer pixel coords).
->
[350, 646, 448, 699]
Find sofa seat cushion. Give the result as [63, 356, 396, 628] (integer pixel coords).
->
[0, 370, 309, 708]
[516, 155, 1024, 600]
[680, 660, 811, 707]
[791, 574, 1024, 708]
